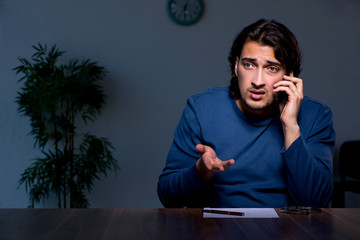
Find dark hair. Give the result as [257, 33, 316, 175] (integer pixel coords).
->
[228, 19, 302, 99]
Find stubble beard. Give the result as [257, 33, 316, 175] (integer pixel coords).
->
[240, 88, 276, 114]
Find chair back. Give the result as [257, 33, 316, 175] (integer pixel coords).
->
[339, 141, 360, 180]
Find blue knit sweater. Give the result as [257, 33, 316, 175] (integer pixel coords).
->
[158, 86, 335, 208]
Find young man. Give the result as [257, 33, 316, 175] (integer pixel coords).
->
[157, 19, 336, 208]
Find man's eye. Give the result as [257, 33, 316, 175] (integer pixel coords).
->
[268, 66, 279, 73]
[243, 63, 254, 69]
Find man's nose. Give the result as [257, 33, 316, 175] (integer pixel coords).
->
[251, 69, 265, 88]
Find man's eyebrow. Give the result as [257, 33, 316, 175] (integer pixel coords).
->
[241, 57, 282, 66]
[240, 57, 257, 62]
[266, 60, 282, 66]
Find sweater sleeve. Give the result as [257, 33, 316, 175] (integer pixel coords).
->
[281, 105, 336, 207]
[157, 98, 212, 207]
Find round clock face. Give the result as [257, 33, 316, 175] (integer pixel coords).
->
[167, 0, 204, 26]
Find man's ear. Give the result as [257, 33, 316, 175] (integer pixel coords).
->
[234, 57, 239, 77]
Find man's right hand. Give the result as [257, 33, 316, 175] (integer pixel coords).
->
[195, 144, 235, 182]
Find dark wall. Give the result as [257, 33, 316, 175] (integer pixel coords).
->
[0, 0, 359, 207]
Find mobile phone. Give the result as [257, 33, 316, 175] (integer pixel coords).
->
[275, 91, 288, 103]
[279, 206, 322, 214]
[275, 72, 290, 103]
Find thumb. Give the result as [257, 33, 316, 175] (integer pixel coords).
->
[196, 144, 206, 153]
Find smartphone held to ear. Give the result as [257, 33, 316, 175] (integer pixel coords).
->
[275, 73, 290, 103]
[275, 91, 288, 103]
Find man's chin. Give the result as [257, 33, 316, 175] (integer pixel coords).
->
[243, 99, 275, 113]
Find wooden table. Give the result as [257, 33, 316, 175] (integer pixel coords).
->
[0, 208, 359, 239]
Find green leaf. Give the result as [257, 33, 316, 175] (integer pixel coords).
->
[15, 43, 117, 208]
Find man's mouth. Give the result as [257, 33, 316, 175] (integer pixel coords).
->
[249, 89, 266, 100]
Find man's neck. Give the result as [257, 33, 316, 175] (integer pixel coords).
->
[235, 99, 276, 121]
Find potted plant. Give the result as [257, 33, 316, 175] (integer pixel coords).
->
[14, 44, 119, 208]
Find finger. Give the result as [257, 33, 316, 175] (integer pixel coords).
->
[209, 158, 234, 172]
[294, 77, 303, 95]
[215, 164, 225, 172]
[209, 160, 224, 172]
[284, 78, 303, 98]
[274, 81, 297, 93]
[274, 79, 301, 95]
[273, 86, 297, 100]
[282, 75, 300, 83]
[222, 159, 235, 170]
[203, 158, 216, 171]
[282, 75, 303, 93]
[196, 144, 206, 153]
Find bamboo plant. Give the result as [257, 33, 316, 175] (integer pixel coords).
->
[14, 44, 119, 208]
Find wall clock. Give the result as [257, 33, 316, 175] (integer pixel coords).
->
[167, 0, 204, 26]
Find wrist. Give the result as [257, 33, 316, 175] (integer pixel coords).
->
[283, 123, 300, 150]
[196, 159, 214, 182]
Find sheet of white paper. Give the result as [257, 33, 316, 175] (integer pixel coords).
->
[203, 208, 279, 218]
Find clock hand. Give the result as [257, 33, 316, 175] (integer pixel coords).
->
[183, 1, 188, 12]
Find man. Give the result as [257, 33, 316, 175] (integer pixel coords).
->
[157, 19, 336, 208]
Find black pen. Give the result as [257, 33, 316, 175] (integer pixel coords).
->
[203, 209, 245, 216]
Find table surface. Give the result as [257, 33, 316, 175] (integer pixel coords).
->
[0, 208, 359, 240]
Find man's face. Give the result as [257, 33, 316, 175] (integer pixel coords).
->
[235, 41, 286, 117]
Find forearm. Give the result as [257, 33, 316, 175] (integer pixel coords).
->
[157, 163, 208, 207]
[282, 137, 334, 207]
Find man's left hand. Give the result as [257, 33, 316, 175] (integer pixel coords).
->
[273, 72, 303, 149]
